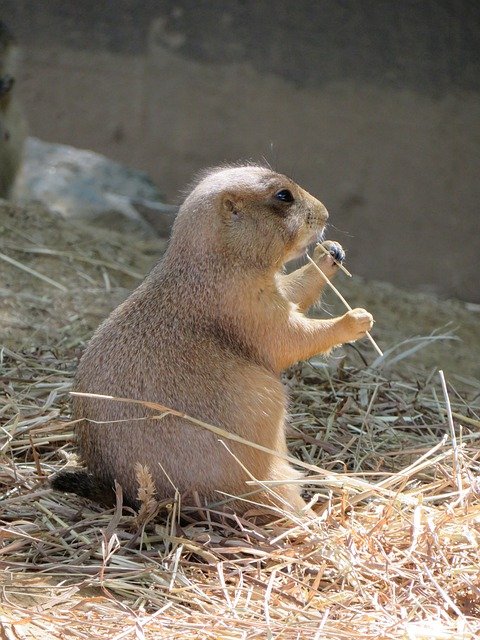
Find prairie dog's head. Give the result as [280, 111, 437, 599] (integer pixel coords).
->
[171, 165, 329, 270]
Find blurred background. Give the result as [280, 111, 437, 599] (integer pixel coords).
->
[2, 0, 479, 301]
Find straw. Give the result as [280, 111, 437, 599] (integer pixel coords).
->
[0, 250, 68, 292]
[306, 252, 384, 357]
[1, 202, 479, 639]
[1, 344, 479, 639]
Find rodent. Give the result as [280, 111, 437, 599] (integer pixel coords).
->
[0, 21, 26, 199]
[51, 165, 374, 517]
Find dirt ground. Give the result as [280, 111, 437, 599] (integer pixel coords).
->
[1, 200, 479, 385]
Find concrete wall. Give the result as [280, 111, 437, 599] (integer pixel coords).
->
[2, 0, 479, 301]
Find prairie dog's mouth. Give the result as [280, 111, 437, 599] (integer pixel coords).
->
[286, 227, 326, 262]
[315, 227, 326, 245]
[303, 227, 326, 253]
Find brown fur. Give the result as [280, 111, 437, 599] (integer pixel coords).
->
[52, 165, 373, 517]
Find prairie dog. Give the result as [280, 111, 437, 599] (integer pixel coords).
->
[52, 165, 373, 517]
[0, 21, 26, 198]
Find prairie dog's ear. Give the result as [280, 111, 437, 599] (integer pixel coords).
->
[221, 193, 243, 218]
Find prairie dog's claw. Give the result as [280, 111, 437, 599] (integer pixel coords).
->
[328, 242, 345, 264]
[313, 241, 345, 269]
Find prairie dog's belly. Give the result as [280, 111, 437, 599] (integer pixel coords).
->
[76, 359, 287, 505]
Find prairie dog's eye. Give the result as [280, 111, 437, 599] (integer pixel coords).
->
[274, 189, 294, 203]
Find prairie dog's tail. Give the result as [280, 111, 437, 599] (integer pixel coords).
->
[50, 470, 116, 506]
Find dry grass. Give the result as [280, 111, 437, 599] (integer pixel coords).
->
[2, 179, 480, 639]
[1, 342, 480, 639]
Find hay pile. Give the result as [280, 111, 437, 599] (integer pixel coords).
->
[0, 201, 165, 348]
[1, 200, 480, 639]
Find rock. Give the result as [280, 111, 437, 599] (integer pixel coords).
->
[13, 137, 177, 237]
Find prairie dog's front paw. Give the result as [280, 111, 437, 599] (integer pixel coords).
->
[339, 308, 374, 342]
[313, 241, 345, 277]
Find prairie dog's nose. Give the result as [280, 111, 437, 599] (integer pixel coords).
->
[316, 200, 329, 223]
[302, 187, 329, 224]
[320, 202, 329, 222]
